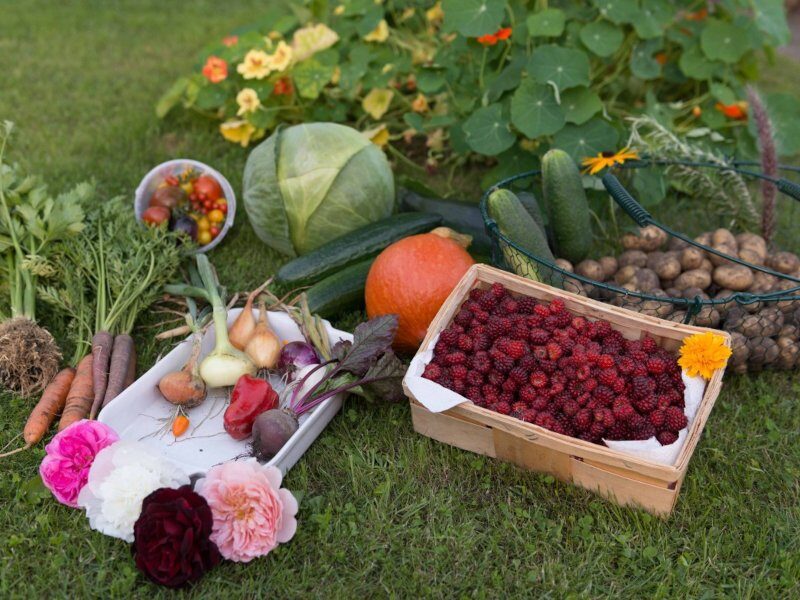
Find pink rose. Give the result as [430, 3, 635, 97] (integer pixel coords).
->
[39, 420, 118, 507]
[195, 459, 298, 562]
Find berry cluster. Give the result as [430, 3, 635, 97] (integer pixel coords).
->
[423, 283, 688, 446]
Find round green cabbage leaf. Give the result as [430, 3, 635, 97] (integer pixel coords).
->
[243, 122, 395, 256]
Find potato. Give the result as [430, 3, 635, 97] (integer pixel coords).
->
[746, 337, 779, 369]
[776, 337, 799, 370]
[621, 225, 667, 252]
[680, 247, 704, 271]
[633, 268, 660, 292]
[694, 232, 713, 246]
[674, 269, 712, 291]
[680, 287, 709, 300]
[735, 232, 766, 255]
[666, 310, 688, 323]
[723, 306, 747, 332]
[728, 332, 750, 374]
[555, 258, 574, 273]
[574, 259, 603, 281]
[766, 251, 800, 275]
[711, 228, 737, 249]
[647, 252, 682, 280]
[699, 258, 714, 272]
[749, 271, 778, 293]
[665, 287, 681, 298]
[598, 256, 618, 279]
[614, 265, 639, 285]
[668, 237, 690, 252]
[663, 250, 682, 261]
[621, 281, 639, 292]
[712, 264, 754, 292]
[739, 307, 784, 338]
[779, 323, 799, 341]
[618, 250, 648, 268]
[693, 306, 721, 328]
[621, 233, 643, 250]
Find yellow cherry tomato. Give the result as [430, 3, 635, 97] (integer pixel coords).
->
[196, 217, 210, 232]
[207, 209, 224, 224]
[197, 230, 213, 245]
[181, 182, 194, 195]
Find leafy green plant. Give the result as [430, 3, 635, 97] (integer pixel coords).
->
[158, 0, 791, 173]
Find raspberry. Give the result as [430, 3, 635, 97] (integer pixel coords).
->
[554, 311, 572, 328]
[606, 422, 631, 441]
[529, 328, 550, 346]
[543, 315, 561, 331]
[468, 288, 484, 302]
[501, 378, 518, 393]
[472, 308, 490, 324]
[598, 369, 618, 387]
[482, 385, 499, 403]
[597, 354, 615, 369]
[538, 359, 557, 374]
[454, 308, 473, 326]
[575, 364, 591, 381]
[574, 409, 593, 432]
[519, 385, 539, 405]
[493, 355, 515, 373]
[473, 333, 491, 351]
[653, 373, 672, 391]
[641, 336, 658, 353]
[583, 377, 598, 393]
[533, 304, 550, 318]
[593, 385, 614, 404]
[549, 298, 565, 313]
[532, 395, 551, 411]
[629, 416, 655, 440]
[529, 371, 548, 388]
[589, 421, 606, 440]
[509, 366, 529, 384]
[594, 407, 615, 427]
[438, 327, 459, 347]
[611, 378, 626, 393]
[506, 339, 528, 360]
[450, 364, 468, 380]
[479, 291, 498, 310]
[646, 357, 667, 375]
[592, 320, 613, 340]
[452, 379, 466, 394]
[519, 354, 537, 371]
[512, 401, 527, 414]
[437, 375, 453, 389]
[466, 371, 484, 387]
[490, 282, 506, 299]
[457, 335, 474, 353]
[499, 392, 514, 405]
[444, 351, 467, 366]
[470, 352, 492, 374]
[563, 399, 580, 416]
[546, 342, 564, 361]
[631, 376, 656, 399]
[500, 297, 519, 314]
[466, 386, 482, 402]
[571, 316, 587, 331]
[520, 408, 537, 423]
[649, 409, 666, 428]
[657, 430, 679, 445]
[423, 363, 442, 380]
[535, 411, 558, 430]
[493, 401, 511, 415]
[612, 399, 635, 422]
[487, 316, 512, 338]
[487, 372, 503, 387]
[632, 396, 657, 414]
[656, 395, 672, 410]
[517, 297, 538, 314]
[665, 406, 688, 431]
[617, 357, 635, 375]
[629, 350, 647, 364]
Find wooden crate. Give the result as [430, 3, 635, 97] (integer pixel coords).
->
[404, 265, 729, 516]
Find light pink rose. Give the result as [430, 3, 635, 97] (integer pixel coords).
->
[195, 459, 298, 562]
[39, 419, 119, 508]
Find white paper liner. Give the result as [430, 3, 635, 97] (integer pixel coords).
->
[403, 337, 707, 466]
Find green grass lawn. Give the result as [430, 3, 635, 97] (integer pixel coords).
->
[1, 2, 799, 597]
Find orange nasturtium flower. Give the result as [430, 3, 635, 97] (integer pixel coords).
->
[273, 77, 293, 96]
[715, 101, 748, 120]
[222, 35, 238, 47]
[581, 148, 639, 175]
[201, 56, 228, 83]
[477, 27, 512, 46]
[654, 52, 667, 66]
[684, 7, 708, 22]
[678, 332, 732, 380]
[495, 27, 512, 41]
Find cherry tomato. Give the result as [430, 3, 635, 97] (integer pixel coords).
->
[207, 209, 224, 223]
[196, 217, 210, 232]
[197, 230, 213, 245]
[210, 225, 220, 237]
[165, 175, 179, 187]
[181, 182, 193, 195]
[194, 175, 223, 202]
[142, 206, 171, 226]
[190, 192, 198, 202]
[203, 199, 213, 209]
[219, 203, 228, 214]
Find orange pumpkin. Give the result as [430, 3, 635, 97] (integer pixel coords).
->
[365, 232, 475, 351]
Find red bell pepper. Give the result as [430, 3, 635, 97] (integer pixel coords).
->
[224, 375, 278, 440]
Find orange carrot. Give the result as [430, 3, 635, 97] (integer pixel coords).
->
[59, 354, 94, 431]
[0, 367, 75, 458]
[172, 414, 190, 437]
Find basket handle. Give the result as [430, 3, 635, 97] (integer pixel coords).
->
[601, 173, 653, 227]
[777, 178, 800, 202]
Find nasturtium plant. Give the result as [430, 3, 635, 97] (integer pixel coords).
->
[158, 0, 795, 172]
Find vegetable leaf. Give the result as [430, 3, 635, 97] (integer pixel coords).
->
[293, 59, 335, 100]
[462, 104, 516, 156]
[632, 1, 675, 40]
[344, 351, 406, 403]
[630, 39, 662, 80]
[442, 0, 504, 37]
[754, 0, 790, 46]
[528, 45, 590, 90]
[701, 19, 749, 64]
[333, 314, 398, 376]
[580, 21, 623, 57]
[591, 0, 638, 24]
[510, 79, 565, 138]
[561, 87, 602, 125]
[553, 118, 620, 161]
[527, 9, 565, 37]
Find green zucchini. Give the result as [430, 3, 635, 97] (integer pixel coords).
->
[541, 149, 591, 263]
[305, 258, 374, 318]
[277, 213, 441, 285]
[487, 188, 558, 285]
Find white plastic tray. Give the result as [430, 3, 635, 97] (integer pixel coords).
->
[98, 309, 352, 476]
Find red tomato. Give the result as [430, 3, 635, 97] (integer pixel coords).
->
[219, 203, 228, 214]
[165, 175, 179, 186]
[210, 225, 220, 237]
[193, 175, 222, 202]
[142, 206, 171, 226]
[203, 199, 213, 209]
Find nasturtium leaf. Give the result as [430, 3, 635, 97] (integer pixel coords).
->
[510, 79, 565, 138]
[709, 82, 737, 105]
[632, 167, 666, 207]
[553, 118, 619, 162]
[463, 104, 516, 156]
[417, 69, 446, 94]
[527, 8, 566, 37]
[356, 6, 385, 37]
[701, 19, 749, 64]
[764, 92, 800, 156]
[630, 39, 662, 80]
[591, 0, 638, 24]
[633, 1, 675, 39]
[561, 87, 602, 125]
[362, 88, 394, 119]
[528, 45, 590, 90]
[678, 44, 719, 80]
[403, 112, 424, 131]
[487, 53, 526, 102]
[579, 21, 623, 57]
[442, 0, 505, 37]
[247, 108, 277, 130]
[293, 59, 335, 99]
[754, 0, 790, 45]
[194, 85, 228, 110]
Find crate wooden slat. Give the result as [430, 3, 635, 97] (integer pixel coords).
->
[403, 265, 730, 516]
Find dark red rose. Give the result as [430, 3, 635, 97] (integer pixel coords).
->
[132, 485, 221, 588]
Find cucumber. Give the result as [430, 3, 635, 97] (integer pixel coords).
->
[487, 188, 559, 285]
[305, 258, 374, 318]
[277, 213, 441, 285]
[516, 191, 547, 233]
[541, 149, 591, 263]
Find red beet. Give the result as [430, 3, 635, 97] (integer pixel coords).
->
[251, 408, 299, 461]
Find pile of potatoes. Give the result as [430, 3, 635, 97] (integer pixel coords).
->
[555, 225, 800, 373]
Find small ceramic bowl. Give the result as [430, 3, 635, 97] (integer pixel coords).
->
[134, 158, 236, 253]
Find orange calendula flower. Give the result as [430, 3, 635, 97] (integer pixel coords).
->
[678, 332, 732, 380]
[222, 35, 238, 47]
[202, 56, 228, 83]
[581, 148, 639, 175]
[715, 101, 748, 120]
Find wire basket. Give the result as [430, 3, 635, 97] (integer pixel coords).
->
[480, 159, 800, 373]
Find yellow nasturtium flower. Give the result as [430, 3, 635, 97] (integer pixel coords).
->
[426, 2, 444, 24]
[292, 23, 340, 62]
[363, 124, 390, 147]
[362, 88, 394, 119]
[333, 4, 345, 15]
[267, 41, 293, 72]
[237, 50, 271, 80]
[411, 93, 429, 113]
[364, 19, 389, 42]
[236, 88, 261, 116]
[220, 120, 257, 147]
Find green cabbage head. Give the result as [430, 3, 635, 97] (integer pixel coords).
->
[243, 122, 395, 256]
